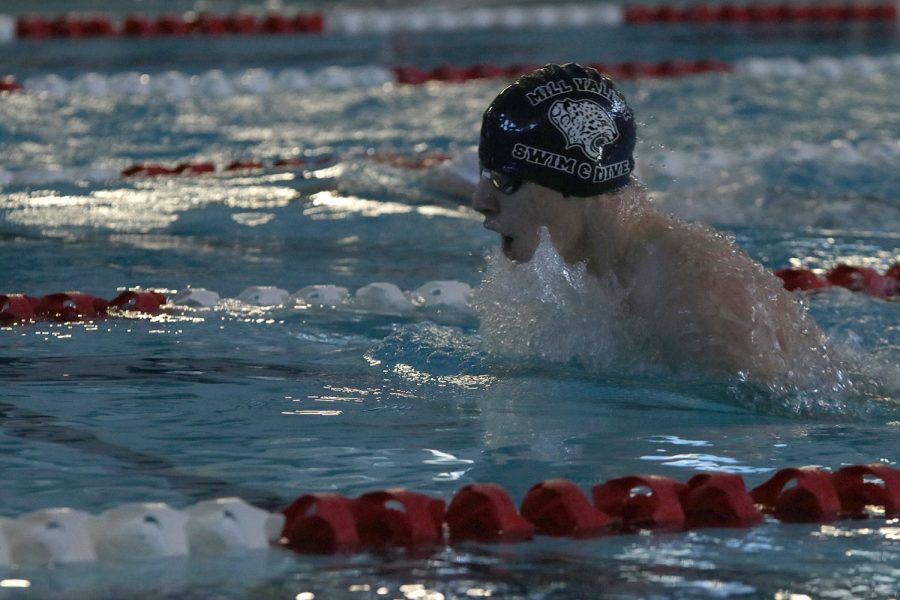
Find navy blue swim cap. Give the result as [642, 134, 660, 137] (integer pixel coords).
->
[479, 63, 636, 197]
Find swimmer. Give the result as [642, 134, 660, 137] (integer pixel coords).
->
[472, 63, 832, 382]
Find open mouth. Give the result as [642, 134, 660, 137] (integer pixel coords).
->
[501, 236, 514, 259]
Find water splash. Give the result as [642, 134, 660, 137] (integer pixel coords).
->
[473, 229, 653, 374]
[472, 229, 895, 416]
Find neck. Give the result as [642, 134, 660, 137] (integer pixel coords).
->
[580, 182, 657, 277]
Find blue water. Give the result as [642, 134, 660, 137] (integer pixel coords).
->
[1, 5, 900, 599]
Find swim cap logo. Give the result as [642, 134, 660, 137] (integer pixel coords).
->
[548, 98, 619, 161]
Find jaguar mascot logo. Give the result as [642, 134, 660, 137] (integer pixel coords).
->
[548, 98, 619, 161]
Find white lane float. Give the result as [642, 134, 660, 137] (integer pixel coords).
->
[410, 280, 473, 311]
[197, 69, 234, 98]
[0, 498, 286, 566]
[4, 508, 97, 565]
[353, 282, 415, 315]
[184, 497, 284, 555]
[22, 74, 69, 99]
[70, 72, 110, 97]
[291, 284, 350, 308]
[171, 288, 221, 308]
[107, 71, 152, 96]
[0, 14, 14, 43]
[233, 69, 274, 95]
[237, 286, 291, 307]
[89, 502, 189, 560]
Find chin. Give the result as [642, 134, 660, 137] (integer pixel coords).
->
[500, 235, 537, 263]
[506, 246, 535, 264]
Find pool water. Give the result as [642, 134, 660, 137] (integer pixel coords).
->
[1, 5, 899, 599]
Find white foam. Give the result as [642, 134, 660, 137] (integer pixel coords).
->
[472, 230, 643, 372]
[89, 503, 189, 560]
[5, 508, 97, 565]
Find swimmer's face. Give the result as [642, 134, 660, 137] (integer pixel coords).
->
[472, 170, 586, 264]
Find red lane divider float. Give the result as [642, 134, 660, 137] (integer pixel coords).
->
[393, 58, 732, 84]
[625, 3, 898, 23]
[0, 75, 23, 93]
[681, 472, 763, 528]
[750, 466, 842, 522]
[445, 483, 535, 543]
[775, 264, 900, 299]
[592, 474, 688, 531]
[1, 290, 164, 325]
[118, 155, 337, 179]
[277, 463, 900, 554]
[13, 11, 324, 40]
[354, 489, 446, 548]
[115, 151, 446, 181]
[520, 479, 610, 537]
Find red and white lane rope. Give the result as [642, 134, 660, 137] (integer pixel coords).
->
[0, 464, 896, 566]
[2, 52, 899, 101]
[0, 59, 728, 101]
[1, 3, 899, 42]
[1, 261, 896, 328]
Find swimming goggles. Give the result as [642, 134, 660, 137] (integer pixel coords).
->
[481, 168, 522, 195]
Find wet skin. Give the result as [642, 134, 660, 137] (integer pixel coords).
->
[470, 174, 833, 382]
[471, 171, 588, 265]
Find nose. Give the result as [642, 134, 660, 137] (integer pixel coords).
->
[471, 177, 499, 217]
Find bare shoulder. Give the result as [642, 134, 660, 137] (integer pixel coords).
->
[635, 216, 773, 290]
[625, 215, 827, 380]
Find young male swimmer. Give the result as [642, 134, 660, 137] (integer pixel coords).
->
[472, 63, 834, 384]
